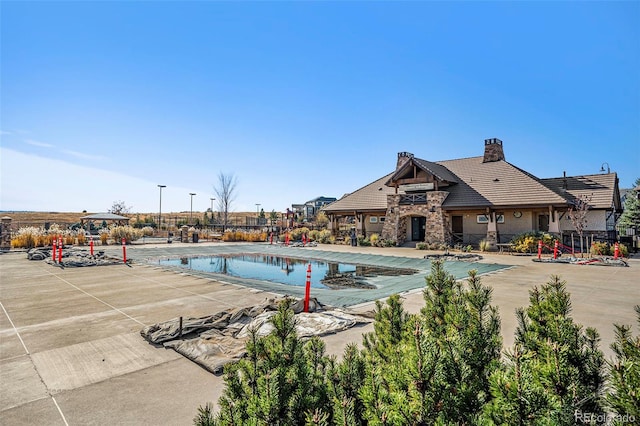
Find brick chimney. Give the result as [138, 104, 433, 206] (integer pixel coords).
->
[397, 152, 414, 170]
[483, 138, 505, 163]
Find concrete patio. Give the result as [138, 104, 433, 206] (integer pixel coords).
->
[1, 242, 638, 425]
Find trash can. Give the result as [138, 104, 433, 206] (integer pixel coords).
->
[192, 232, 199, 243]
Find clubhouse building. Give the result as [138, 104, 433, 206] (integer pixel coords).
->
[322, 139, 621, 247]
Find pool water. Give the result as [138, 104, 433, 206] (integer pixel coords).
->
[159, 254, 417, 290]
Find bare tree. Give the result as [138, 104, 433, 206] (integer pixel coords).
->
[567, 193, 592, 257]
[109, 200, 131, 215]
[214, 172, 237, 230]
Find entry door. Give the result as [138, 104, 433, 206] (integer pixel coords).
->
[452, 216, 463, 244]
[411, 217, 426, 241]
[538, 214, 549, 232]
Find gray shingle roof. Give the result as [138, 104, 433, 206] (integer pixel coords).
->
[541, 173, 618, 209]
[322, 156, 619, 214]
[437, 157, 568, 208]
[323, 173, 394, 213]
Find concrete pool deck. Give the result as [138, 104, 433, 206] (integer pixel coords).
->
[1, 242, 638, 425]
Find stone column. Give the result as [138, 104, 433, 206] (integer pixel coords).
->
[382, 194, 400, 242]
[486, 211, 498, 248]
[1, 216, 12, 251]
[425, 192, 449, 243]
[548, 206, 560, 234]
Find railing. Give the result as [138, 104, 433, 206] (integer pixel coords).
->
[399, 194, 427, 205]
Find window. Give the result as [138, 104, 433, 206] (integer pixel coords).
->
[477, 214, 505, 223]
[379, 217, 386, 223]
[369, 217, 378, 223]
[477, 215, 489, 224]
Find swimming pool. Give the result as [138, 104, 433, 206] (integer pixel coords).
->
[158, 254, 417, 290]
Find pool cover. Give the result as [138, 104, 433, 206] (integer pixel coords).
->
[140, 297, 370, 374]
[127, 244, 511, 307]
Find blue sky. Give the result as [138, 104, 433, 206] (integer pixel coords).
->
[1, 1, 638, 214]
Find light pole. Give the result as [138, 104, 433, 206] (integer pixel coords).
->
[158, 185, 166, 237]
[600, 162, 610, 174]
[189, 193, 196, 225]
[210, 198, 216, 226]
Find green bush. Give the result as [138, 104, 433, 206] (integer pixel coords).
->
[382, 239, 397, 247]
[510, 231, 553, 253]
[357, 236, 371, 246]
[290, 227, 310, 241]
[309, 229, 331, 244]
[590, 241, 629, 257]
[590, 241, 609, 256]
[416, 242, 443, 250]
[454, 243, 473, 252]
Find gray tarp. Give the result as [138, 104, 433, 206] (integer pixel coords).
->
[140, 298, 370, 374]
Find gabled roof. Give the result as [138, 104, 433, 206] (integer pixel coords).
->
[323, 173, 395, 213]
[541, 173, 619, 210]
[437, 157, 568, 208]
[386, 157, 459, 185]
[323, 152, 620, 214]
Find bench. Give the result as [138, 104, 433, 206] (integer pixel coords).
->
[496, 243, 514, 254]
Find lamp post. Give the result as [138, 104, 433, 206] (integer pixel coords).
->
[158, 185, 166, 237]
[600, 162, 610, 174]
[189, 193, 196, 225]
[210, 198, 216, 226]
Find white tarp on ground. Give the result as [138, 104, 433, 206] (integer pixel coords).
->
[140, 298, 370, 374]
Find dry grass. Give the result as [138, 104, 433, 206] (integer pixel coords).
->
[3, 211, 267, 227]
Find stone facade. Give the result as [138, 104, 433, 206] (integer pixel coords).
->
[426, 191, 450, 243]
[1, 217, 11, 251]
[381, 191, 450, 245]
